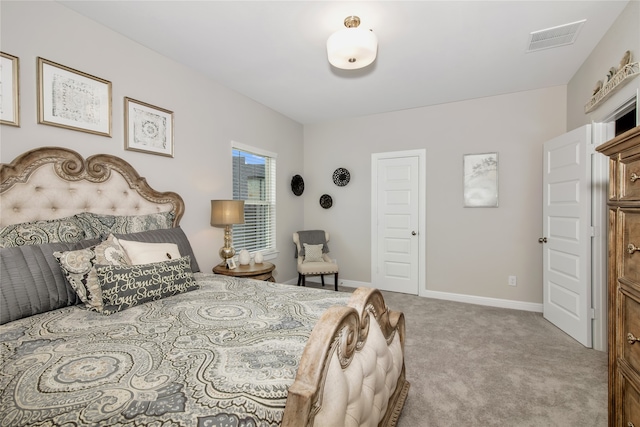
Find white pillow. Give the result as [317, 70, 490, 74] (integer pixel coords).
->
[303, 243, 324, 263]
[118, 238, 181, 265]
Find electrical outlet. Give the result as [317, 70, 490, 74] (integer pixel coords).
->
[508, 275, 517, 286]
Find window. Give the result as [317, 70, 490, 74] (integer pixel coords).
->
[232, 143, 277, 255]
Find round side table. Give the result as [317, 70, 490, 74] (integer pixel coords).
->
[213, 261, 275, 282]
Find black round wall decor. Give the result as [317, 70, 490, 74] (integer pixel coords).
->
[320, 194, 333, 209]
[291, 174, 304, 196]
[333, 167, 350, 186]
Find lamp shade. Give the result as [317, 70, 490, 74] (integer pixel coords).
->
[210, 200, 245, 226]
[327, 18, 378, 70]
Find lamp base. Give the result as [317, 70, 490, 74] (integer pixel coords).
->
[219, 247, 236, 260]
[219, 224, 236, 268]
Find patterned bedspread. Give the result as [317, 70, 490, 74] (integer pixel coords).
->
[0, 273, 350, 426]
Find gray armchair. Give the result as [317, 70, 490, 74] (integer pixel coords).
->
[293, 231, 339, 291]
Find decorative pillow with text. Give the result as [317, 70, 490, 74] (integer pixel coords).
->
[96, 256, 197, 315]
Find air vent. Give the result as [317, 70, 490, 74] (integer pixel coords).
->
[527, 19, 586, 52]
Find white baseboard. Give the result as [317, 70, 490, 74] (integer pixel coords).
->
[282, 277, 543, 313]
[281, 277, 368, 288]
[338, 279, 370, 288]
[421, 290, 543, 313]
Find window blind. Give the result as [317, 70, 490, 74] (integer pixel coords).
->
[232, 147, 276, 254]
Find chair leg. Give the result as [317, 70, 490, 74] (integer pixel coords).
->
[297, 274, 302, 286]
[321, 275, 325, 286]
[334, 273, 338, 291]
[302, 275, 306, 287]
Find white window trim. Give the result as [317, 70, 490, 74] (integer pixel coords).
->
[232, 141, 278, 161]
[231, 141, 278, 259]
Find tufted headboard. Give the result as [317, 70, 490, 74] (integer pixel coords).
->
[0, 147, 184, 227]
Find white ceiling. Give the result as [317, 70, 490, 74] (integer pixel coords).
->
[57, 1, 630, 124]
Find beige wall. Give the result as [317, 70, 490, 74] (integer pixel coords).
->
[303, 1, 638, 307]
[0, 1, 305, 281]
[567, 0, 640, 130]
[304, 86, 567, 305]
[3, 1, 636, 307]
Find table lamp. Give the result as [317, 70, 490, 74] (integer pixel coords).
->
[210, 200, 245, 267]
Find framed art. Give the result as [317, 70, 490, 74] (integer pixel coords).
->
[124, 97, 174, 157]
[37, 57, 112, 136]
[226, 257, 237, 270]
[463, 152, 498, 207]
[1, 52, 20, 127]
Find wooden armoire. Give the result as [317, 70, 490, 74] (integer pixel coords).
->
[596, 125, 640, 426]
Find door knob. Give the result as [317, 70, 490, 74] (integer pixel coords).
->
[411, 231, 417, 236]
[538, 237, 547, 243]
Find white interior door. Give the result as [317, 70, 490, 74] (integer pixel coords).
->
[371, 151, 423, 294]
[542, 125, 593, 348]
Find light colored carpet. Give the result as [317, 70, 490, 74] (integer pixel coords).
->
[299, 281, 608, 426]
[379, 289, 608, 427]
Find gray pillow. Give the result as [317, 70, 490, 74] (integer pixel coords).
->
[0, 238, 100, 324]
[96, 256, 198, 315]
[114, 227, 200, 272]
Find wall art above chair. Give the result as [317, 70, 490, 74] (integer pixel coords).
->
[291, 174, 304, 196]
[320, 194, 333, 209]
[333, 167, 350, 186]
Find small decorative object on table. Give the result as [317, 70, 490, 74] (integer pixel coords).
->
[226, 257, 237, 269]
[254, 252, 264, 264]
[238, 249, 251, 265]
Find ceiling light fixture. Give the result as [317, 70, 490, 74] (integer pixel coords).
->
[327, 16, 378, 70]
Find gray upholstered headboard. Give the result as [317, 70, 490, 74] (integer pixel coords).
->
[0, 147, 184, 227]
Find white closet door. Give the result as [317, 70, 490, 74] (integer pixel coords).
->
[542, 125, 592, 348]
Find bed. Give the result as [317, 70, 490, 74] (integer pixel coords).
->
[0, 147, 409, 427]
